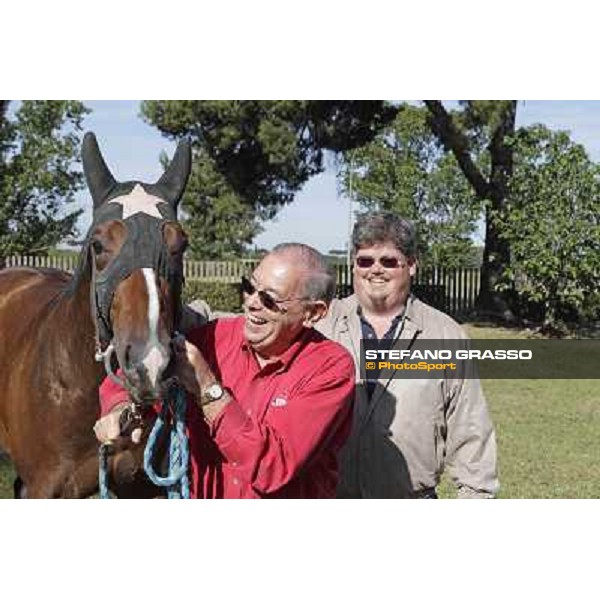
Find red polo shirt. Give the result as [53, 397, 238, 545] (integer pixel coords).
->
[99, 316, 355, 498]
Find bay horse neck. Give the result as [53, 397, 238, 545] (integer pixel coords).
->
[58, 242, 105, 380]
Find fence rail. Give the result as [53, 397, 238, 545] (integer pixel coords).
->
[182, 259, 259, 282]
[4, 255, 259, 283]
[4, 256, 480, 317]
[413, 265, 480, 317]
[5, 254, 81, 272]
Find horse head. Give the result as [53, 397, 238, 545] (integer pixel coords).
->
[82, 132, 191, 404]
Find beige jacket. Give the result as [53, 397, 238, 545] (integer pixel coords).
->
[316, 294, 499, 499]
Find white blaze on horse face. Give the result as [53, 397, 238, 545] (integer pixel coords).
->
[141, 268, 167, 387]
[109, 184, 167, 220]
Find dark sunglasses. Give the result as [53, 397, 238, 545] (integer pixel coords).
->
[355, 256, 406, 269]
[241, 275, 307, 313]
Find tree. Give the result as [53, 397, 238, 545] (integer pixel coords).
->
[142, 101, 397, 259]
[171, 150, 264, 259]
[339, 104, 480, 267]
[501, 125, 600, 330]
[424, 100, 517, 318]
[0, 101, 89, 261]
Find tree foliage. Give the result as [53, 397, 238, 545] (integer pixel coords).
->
[141, 101, 397, 259]
[343, 101, 598, 327]
[502, 125, 600, 328]
[0, 100, 89, 258]
[339, 104, 480, 267]
[170, 150, 263, 259]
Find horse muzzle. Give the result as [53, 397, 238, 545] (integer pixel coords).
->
[126, 343, 171, 400]
[102, 340, 171, 404]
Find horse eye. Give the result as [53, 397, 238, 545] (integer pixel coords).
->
[92, 240, 104, 255]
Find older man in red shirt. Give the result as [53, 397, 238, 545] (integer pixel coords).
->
[95, 243, 355, 498]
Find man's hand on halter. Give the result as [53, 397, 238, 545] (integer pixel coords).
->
[171, 336, 229, 421]
[93, 402, 143, 445]
[172, 336, 214, 397]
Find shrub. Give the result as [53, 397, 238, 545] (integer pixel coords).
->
[182, 280, 243, 313]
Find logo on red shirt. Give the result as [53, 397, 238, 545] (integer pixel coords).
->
[271, 396, 288, 407]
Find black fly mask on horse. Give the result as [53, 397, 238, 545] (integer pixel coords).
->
[81, 132, 191, 366]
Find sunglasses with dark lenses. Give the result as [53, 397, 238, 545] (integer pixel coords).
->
[355, 256, 405, 269]
[240, 276, 306, 313]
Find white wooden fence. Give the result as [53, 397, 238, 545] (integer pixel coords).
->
[4, 255, 259, 283]
[4, 255, 481, 314]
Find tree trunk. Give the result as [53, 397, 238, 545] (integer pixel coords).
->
[478, 101, 516, 319]
[424, 100, 516, 321]
[478, 200, 513, 318]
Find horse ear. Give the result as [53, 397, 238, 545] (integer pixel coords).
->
[82, 132, 117, 208]
[154, 138, 191, 208]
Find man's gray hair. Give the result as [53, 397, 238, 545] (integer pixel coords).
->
[271, 243, 336, 303]
[352, 211, 417, 258]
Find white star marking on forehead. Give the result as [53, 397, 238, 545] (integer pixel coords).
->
[108, 184, 167, 220]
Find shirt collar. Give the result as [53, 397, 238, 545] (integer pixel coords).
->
[241, 327, 316, 374]
[356, 302, 406, 324]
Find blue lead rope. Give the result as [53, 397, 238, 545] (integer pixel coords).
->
[98, 443, 111, 499]
[144, 386, 190, 499]
[98, 385, 190, 499]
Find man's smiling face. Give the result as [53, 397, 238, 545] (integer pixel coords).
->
[242, 253, 311, 360]
[353, 242, 416, 312]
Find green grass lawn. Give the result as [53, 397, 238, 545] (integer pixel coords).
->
[438, 324, 600, 498]
[1, 324, 598, 499]
[0, 454, 14, 498]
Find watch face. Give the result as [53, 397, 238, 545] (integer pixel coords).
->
[207, 383, 223, 400]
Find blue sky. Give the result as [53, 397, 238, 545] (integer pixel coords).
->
[75, 100, 600, 254]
